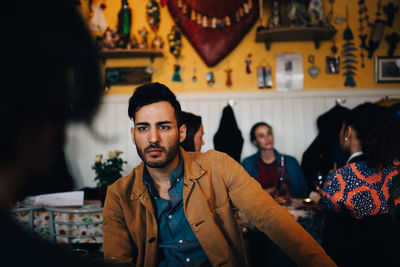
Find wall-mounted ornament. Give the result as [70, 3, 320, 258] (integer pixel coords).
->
[287, 0, 310, 27]
[168, 25, 182, 82]
[342, 6, 357, 87]
[360, 0, 385, 58]
[225, 67, 233, 87]
[257, 60, 272, 89]
[147, 0, 164, 51]
[383, 2, 399, 27]
[167, 0, 259, 67]
[325, 0, 335, 25]
[385, 32, 400, 57]
[192, 66, 197, 82]
[206, 71, 215, 86]
[138, 27, 150, 49]
[308, 0, 324, 26]
[267, 1, 281, 29]
[90, 2, 108, 34]
[334, 15, 346, 24]
[326, 40, 340, 74]
[307, 55, 320, 78]
[245, 54, 252, 74]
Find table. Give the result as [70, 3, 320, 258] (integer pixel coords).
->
[11, 200, 103, 244]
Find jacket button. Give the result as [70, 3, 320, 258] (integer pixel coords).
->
[148, 237, 156, 243]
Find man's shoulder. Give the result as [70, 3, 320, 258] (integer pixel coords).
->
[108, 165, 142, 194]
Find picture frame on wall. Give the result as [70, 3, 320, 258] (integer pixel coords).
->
[375, 56, 400, 83]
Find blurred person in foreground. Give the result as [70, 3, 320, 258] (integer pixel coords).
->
[102, 82, 336, 266]
[321, 102, 400, 266]
[180, 111, 205, 152]
[0, 1, 105, 266]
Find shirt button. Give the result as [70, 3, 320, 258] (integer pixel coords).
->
[179, 240, 183, 244]
[168, 215, 172, 219]
[186, 258, 190, 262]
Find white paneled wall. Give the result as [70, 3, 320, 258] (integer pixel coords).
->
[65, 89, 400, 188]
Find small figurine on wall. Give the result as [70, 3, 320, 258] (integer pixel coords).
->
[127, 34, 139, 49]
[138, 27, 149, 49]
[151, 35, 164, 50]
[267, 1, 281, 29]
[103, 27, 116, 49]
[245, 54, 252, 74]
[308, 0, 324, 26]
[287, 0, 310, 27]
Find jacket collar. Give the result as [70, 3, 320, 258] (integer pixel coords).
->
[255, 149, 282, 165]
[130, 147, 205, 200]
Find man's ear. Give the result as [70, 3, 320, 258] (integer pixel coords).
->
[179, 124, 187, 143]
[346, 126, 352, 139]
[130, 127, 136, 145]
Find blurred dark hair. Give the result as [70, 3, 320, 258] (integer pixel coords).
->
[343, 102, 400, 168]
[128, 82, 182, 125]
[250, 122, 272, 143]
[180, 111, 202, 151]
[0, 0, 103, 166]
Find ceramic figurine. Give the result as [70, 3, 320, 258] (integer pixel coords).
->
[267, 1, 281, 29]
[138, 27, 149, 49]
[308, 0, 324, 26]
[287, 0, 310, 27]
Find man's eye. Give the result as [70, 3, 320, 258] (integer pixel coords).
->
[160, 125, 170, 130]
[138, 126, 148, 131]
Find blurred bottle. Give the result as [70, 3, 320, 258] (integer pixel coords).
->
[117, 0, 132, 47]
[274, 155, 292, 205]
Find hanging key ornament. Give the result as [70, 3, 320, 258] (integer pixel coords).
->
[225, 67, 233, 87]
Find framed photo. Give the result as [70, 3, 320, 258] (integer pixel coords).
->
[276, 54, 304, 91]
[375, 56, 400, 83]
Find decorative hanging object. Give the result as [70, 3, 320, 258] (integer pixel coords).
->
[360, 0, 386, 58]
[147, 0, 164, 51]
[385, 32, 400, 57]
[225, 66, 233, 87]
[145, 64, 156, 74]
[307, 55, 320, 78]
[116, 0, 132, 48]
[257, 60, 272, 89]
[342, 6, 357, 87]
[383, 2, 398, 28]
[267, 1, 281, 29]
[206, 71, 215, 87]
[168, 25, 182, 82]
[325, 0, 335, 25]
[357, 0, 370, 68]
[245, 53, 252, 74]
[167, 0, 259, 67]
[192, 65, 197, 82]
[326, 40, 340, 74]
[90, 2, 108, 34]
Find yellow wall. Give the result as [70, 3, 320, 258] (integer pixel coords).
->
[85, 0, 400, 94]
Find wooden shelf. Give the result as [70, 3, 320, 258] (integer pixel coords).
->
[256, 27, 337, 50]
[100, 48, 163, 61]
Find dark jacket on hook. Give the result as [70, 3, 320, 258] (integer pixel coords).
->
[301, 104, 350, 191]
[213, 104, 244, 162]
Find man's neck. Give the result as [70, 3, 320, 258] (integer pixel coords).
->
[146, 153, 180, 190]
[260, 149, 275, 164]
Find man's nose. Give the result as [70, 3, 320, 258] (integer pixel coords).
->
[148, 128, 160, 143]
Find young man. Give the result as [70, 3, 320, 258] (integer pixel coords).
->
[102, 83, 336, 266]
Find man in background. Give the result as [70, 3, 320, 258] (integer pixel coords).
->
[0, 1, 105, 266]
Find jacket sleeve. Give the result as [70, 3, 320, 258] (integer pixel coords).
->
[220, 153, 336, 267]
[102, 184, 137, 266]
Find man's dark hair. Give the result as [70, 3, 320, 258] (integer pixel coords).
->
[128, 82, 182, 124]
[250, 122, 272, 143]
[343, 102, 400, 168]
[180, 111, 202, 151]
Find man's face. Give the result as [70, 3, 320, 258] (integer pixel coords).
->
[131, 101, 186, 169]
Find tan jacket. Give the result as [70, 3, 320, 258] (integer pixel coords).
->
[103, 148, 336, 267]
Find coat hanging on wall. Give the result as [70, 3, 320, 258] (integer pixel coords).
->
[167, 0, 259, 67]
[213, 104, 244, 162]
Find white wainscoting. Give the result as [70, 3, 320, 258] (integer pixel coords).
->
[65, 89, 400, 188]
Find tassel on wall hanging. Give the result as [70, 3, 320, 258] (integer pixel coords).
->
[168, 25, 182, 82]
[342, 6, 357, 87]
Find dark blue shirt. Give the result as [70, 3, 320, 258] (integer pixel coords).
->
[142, 154, 211, 267]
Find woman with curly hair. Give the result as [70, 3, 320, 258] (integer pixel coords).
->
[320, 102, 400, 266]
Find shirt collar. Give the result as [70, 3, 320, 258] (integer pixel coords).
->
[142, 151, 184, 197]
[346, 151, 364, 165]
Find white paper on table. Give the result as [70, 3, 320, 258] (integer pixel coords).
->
[27, 191, 84, 207]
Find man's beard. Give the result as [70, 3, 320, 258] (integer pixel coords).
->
[136, 141, 180, 168]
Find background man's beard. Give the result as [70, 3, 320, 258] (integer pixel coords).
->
[136, 141, 180, 168]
